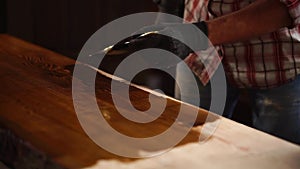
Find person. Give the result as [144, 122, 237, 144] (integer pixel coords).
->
[149, 0, 300, 144]
[110, 0, 299, 144]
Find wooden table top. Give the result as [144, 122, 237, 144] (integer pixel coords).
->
[0, 34, 299, 169]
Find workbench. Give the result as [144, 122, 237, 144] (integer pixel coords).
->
[0, 34, 299, 169]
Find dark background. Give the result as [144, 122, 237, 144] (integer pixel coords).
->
[1, 0, 157, 58]
[0, 0, 6, 33]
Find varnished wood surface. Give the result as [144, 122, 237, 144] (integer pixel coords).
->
[0, 34, 299, 169]
[0, 34, 208, 168]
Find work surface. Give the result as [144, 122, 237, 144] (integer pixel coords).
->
[0, 34, 299, 169]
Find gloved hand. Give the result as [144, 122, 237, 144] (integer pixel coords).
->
[105, 22, 208, 60]
[153, 0, 185, 18]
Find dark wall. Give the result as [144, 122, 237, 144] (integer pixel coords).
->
[0, 0, 6, 33]
[4, 0, 157, 58]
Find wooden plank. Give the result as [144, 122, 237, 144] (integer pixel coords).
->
[0, 34, 207, 168]
[0, 34, 299, 169]
[90, 118, 300, 169]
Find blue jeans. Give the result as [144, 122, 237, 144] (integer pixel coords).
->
[249, 76, 300, 144]
[175, 63, 300, 144]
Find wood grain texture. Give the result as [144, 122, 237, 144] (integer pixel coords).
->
[0, 34, 299, 169]
[0, 34, 207, 168]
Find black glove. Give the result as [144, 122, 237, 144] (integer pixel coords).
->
[153, 0, 185, 17]
[105, 22, 208, 60]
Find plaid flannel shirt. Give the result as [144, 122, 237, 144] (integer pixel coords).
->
[183, 0, 300, 88]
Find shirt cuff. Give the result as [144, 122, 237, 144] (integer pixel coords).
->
[280, 0, 300, 26]
[184, 46, 222, 86]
